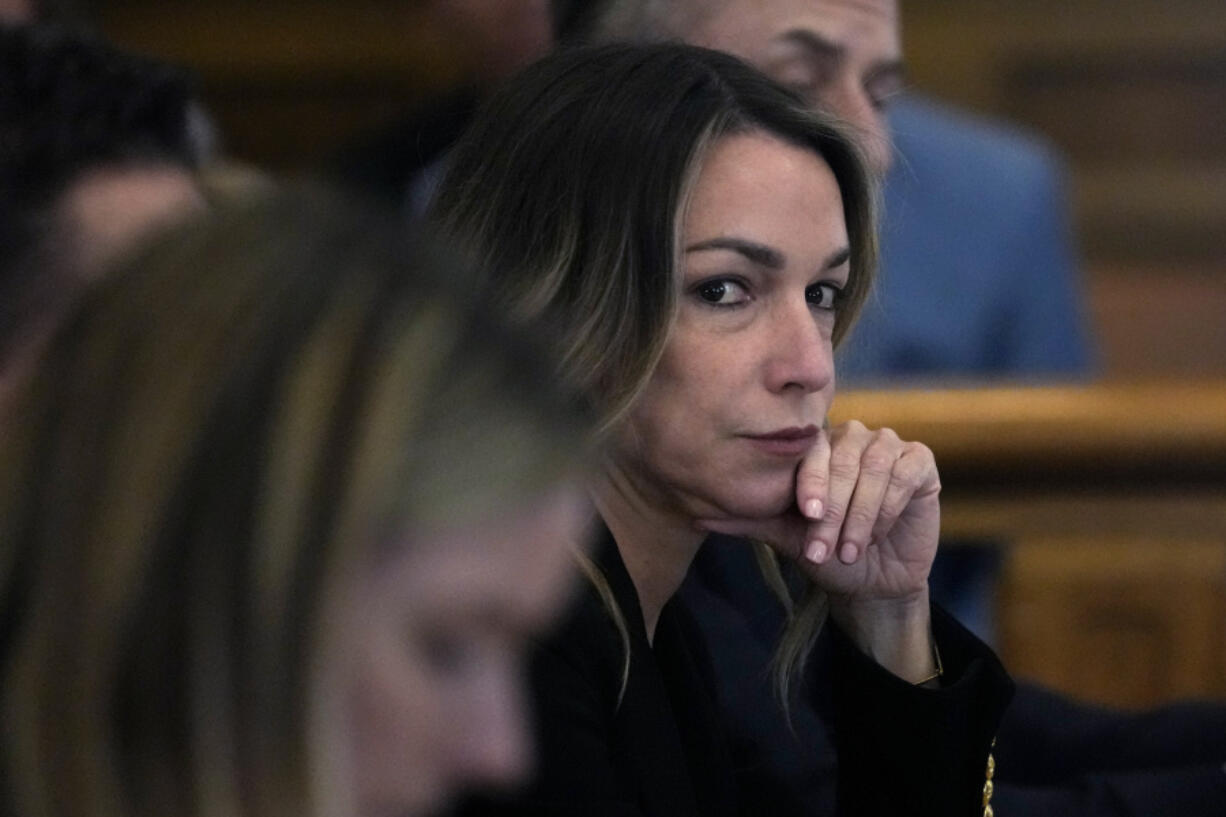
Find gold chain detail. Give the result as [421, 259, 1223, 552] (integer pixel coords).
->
[982, 738, 997, 817]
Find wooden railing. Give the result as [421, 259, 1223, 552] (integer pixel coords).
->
[832, 380, 1226, 708]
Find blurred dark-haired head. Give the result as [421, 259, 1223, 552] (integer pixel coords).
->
[0, 23, 204, 395]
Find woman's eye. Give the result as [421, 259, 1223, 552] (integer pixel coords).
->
[695, 279, 750, 306]
[806, 282, 842, 310]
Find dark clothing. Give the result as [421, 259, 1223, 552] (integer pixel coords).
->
[333, 95, 1226, 817]
[461, 528, 1013, 817]
[992, 685, 1226, 815]
[683, 539, 1226, 817]
[328, 88, 478, 210]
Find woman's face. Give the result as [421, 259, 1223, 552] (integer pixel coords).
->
[613, 131, 850, 522]
[317, 483, 589, 817]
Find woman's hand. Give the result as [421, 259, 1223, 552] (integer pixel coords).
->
[793, 420, 940, 604]
[698, 420, 942, 681]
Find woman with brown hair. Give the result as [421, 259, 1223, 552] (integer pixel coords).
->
[0, 187, 593, 817]
[434, 42, 1013, 816]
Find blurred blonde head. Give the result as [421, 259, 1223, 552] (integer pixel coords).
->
[0, 186, 591, 817]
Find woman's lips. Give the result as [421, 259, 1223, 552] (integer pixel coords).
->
[741, 425, 819, 457]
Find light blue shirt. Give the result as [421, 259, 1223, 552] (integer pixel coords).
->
[838, 95, 1095, 384]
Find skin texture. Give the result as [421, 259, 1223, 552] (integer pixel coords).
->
[315, 485, 590, 817]
[57, 164, 206, 280]
[666, 0, 936, 678]
[596, 131, 848, 638]
[684, 0, 904, 175]
[595, 130, 939, 680]
[0, 0, 33, 22]
[0, 165, 204, 422]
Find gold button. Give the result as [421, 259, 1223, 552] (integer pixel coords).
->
[983, 806, 994, 817]
[986, 753, 996, 779]
[983, 779, 994, 806]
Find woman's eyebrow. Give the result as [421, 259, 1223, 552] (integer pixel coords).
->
[685, 237, 785, 269]
[825, 247, 851, 270]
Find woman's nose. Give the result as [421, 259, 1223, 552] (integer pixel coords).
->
[762, 303, 835, 394]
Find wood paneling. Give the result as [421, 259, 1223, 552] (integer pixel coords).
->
[89, 1, 1226, 376]
[902, 1, 1226, 378]
[96, 2, 471, 168]
[833, 381, 1226, 707]
[831, 381, 1226, 481]
[1000, 537, 1226, 708]
[1088, 266, 1226, 377]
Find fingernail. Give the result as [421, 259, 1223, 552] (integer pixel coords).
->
[804, 499, 823, 519]
[839, 542, 859, 564]
[805, 540, 827, 564]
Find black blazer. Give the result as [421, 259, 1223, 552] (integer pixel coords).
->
[681, 538, 1226, 817]
[460, 527, 1013, 817]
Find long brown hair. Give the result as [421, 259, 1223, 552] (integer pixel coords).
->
[432, 42, 880, 706]
[432, 42, 876, 434]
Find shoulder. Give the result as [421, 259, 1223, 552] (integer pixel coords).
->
[888, 95, 1065, 196]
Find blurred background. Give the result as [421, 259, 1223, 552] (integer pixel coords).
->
[87, 0, 1226, 380]
[75, 0, 1226, 708]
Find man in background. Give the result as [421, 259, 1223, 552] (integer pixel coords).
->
[564, 0, 1094, 385]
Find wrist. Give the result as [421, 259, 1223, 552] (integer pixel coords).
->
[828, 588, 936, 683]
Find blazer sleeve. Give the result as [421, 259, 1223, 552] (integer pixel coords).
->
[829, 604, 1015, 817]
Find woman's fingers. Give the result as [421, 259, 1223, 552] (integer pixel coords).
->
[870, 442, 940, 545]
[836, 427, 902, 562]
[796, 427, 831, 521]
[804, 421, 869, 564]
[703, 423, 939, 575]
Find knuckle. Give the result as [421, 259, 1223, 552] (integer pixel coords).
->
[822, 498, 848, 523]
[880, 487, 910, 518]
[846, 507, 877, 529]
[889, 457, 923, 487]
[832, 419, 867, 442]
[874, 426, 901, 445]
[828, 455, 860, 479]
[859, 451, 895, 476]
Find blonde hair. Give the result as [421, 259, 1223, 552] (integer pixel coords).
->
[432, 43, 879, 709]
[0, 186, 590, 817]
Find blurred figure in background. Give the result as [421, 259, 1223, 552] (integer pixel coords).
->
[565, 0, 1094, 383]
[0, 23, 205, 407]
[331, 0, 555, 214]
[0, 0, 34, 21]
[0, 187, 593, 817]
[842, 93, 1094, 383]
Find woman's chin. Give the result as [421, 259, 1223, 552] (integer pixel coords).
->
[703, 478, 796, 521]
